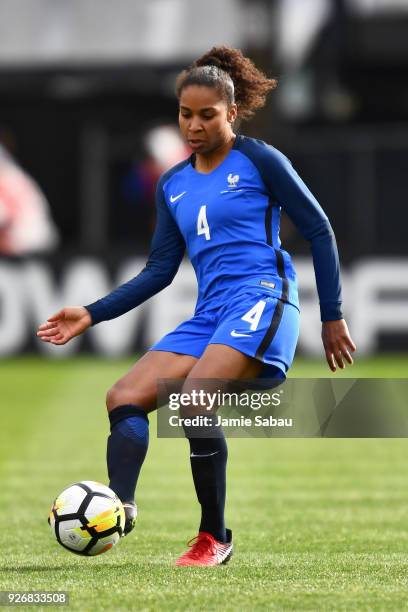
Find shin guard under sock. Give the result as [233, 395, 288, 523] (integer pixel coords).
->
[107, 404, 149, 503]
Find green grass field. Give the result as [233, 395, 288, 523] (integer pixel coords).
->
[1, 355, 408, 611]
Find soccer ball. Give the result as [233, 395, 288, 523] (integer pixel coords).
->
[48, 481, 125, 556]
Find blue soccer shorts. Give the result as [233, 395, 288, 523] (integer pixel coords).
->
[148, 288, 300, 381]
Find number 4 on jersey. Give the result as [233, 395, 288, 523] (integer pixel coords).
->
[197, 205, 211, 241]
[241, 300, 266, 330]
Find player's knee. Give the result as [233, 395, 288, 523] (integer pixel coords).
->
[106, 381, 153, 413]
[106, 382, 131, 412]
[106, 385, 117, 412]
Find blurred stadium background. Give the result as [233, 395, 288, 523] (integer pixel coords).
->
[0, 0, 407, 363]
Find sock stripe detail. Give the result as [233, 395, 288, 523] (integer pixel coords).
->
[108, 404, 148, 430]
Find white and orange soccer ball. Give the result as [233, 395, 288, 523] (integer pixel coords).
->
[48, 481, 125, 556]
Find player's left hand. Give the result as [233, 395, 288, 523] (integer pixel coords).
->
[321, 319, 356, 372]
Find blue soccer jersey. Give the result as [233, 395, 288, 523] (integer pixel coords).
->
[86, 135, 342, 325]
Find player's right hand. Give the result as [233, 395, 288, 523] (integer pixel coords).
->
[36, 307, 92, 345]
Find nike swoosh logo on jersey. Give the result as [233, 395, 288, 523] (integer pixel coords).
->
[169, 191, 187, 203]
[230, 330, 251, 337]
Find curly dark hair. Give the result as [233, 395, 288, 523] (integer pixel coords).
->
[175, 46, 277, 121]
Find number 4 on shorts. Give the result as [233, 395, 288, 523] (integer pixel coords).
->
[241, 300, 266, 331]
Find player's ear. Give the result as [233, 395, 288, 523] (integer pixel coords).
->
[227, 103, 238, 124]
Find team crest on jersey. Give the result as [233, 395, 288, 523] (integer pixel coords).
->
[227, 173, 239, 187]
[220, 173, 242, 194]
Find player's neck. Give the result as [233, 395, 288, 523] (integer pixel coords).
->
[195, 133, 236, 174]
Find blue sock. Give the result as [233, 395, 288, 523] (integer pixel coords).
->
[184, 419, 228, 543]
[107, 404, 149, 503]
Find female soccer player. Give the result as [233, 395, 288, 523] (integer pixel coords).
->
[37, 46, 356, 566]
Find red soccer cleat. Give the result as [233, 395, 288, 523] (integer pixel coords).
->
[175, 529, 233, 566]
